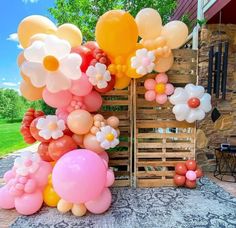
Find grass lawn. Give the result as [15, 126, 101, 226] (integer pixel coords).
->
[0, 120, 28, 157]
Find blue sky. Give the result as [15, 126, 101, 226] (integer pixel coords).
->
[0, 0, 56, 90]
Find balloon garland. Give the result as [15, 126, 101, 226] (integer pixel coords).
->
[0, 8, 210, 216]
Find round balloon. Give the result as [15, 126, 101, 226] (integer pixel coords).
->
[43, 185, 60, 207]
[154, 53, 174, 73]
[83, 91, 103, 112]
[175, 163, 187, 176]
[20, 80, 44, 101]
[83, 134, 104, 153]
[114, 76, 131, 89]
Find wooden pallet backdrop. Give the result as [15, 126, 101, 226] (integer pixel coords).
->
[100, 85, 133, 187]
[134, 49, 198, 187]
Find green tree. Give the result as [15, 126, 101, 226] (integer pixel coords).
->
[49, 0, 177, 41]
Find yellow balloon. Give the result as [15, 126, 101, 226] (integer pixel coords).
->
[43, 185, 60, 207]
[135, 8, 162, 40]
[95, 10, 138, 56]
[18, 15, 57, 48]
[57, 23, 83, 48]
[154, 52, 174, 73]
[161, 21, 188, 49]
[114, 76, 131, 89]
[20, 80, 44, 101]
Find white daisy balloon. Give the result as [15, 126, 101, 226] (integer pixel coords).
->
[131, 48, 155, 75]
[86, 63, 111, 89]
[36, 115, 66, 140]
[21, 35, 82, 93]
[169, 84, 212, 123]
[96, 126, 119, 150]
[14, 151, 41, 176]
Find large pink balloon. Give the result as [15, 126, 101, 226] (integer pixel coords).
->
[70, 73, 93, 96]
[0, 186, 15, 209]
[85, 188, 112, 214]
[52, 149, 107, 204]
[83, 91, 102, 112]
[15, 190, 43, 215]
[43, 89, 72, 108]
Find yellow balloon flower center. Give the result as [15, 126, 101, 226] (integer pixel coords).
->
[48, 122, 58, 131]
[96, 74, 103, 81]
[155, 83, 166, 94]
[105, 133, 115, 142]
[43, 55, 59, 71]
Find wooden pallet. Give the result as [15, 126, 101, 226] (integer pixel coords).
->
[100, 86, 133, 187]
[133, 49, 198, 187]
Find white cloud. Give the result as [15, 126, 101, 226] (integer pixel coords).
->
[22, 0, 39, 3]
[7, 33, 18, 42]
[2, 82, 18, 87]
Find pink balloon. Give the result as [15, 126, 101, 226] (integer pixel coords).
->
[43, 89, 72, 108]
[85, 188, 112, 214]
[0, 186, 15, 209]
[70, 73, 93, 96]
[83, 91, 102, 112]
[99, 151, 109, 163]
[15, 190, 43, 215]
[156, 94, 168, 104]
[56, 108, 69, 122]
[106, 169, 115, 187]
[52, 149, 107, 204]
[165, 83, 174, 95]
[144, 79, 156, 90]
[145, 90, 156, 101]
[24, 179, 37, 194]
[186, 170, 197, 181]
[155, 73, 168, 83]
[3, 170, 15, 183]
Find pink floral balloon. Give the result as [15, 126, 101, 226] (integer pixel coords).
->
[43, 89, 72, 108]
[155, 94, 168, 104]
[155, 73, 168, 83]
[0, 186, 15, 209]
[83, 91, 102, 112]
[144, 79, 156, 90]
[145, 90, 156, 101]
[56, 108, 69, 122]
[85, 188, 112, 214]
[70, 73, 93, 96]
[52, 149, 107, 204]
[165, 83, 175, 95]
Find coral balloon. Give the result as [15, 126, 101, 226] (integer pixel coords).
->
[185, 179, 197, 189]
[18, 15, 57, 48]
[114, 76, 131, 89]
[174, 174, 186, 186]
[83, 134, 104, 154]
[67, 110, 93, 135]
[195, 167, 203, 178]
[83, 91, 103, 112]
[20, 80, 44, 101]
[43, 89, 72, 108]
[70, 73, 93, 96]
[95, 10, 138, 56]
[43, 186, 60, 207]
[48, 135, 77, 161]
[72, 134, 84, 147]
[186, 160, 197, 171]
[84, 41, 99, 51]
[85, 188, 112, 214]
[135, 8, 162, 40]
[154, 53, 174, 73]
[52, 149, 107, 203]
[175, 163, 187, 175]
[57, 23, 82, 48]
[98, 151, 109, 164]
[37, 142, 53, 162]
[161, 21, 188, 49]
[94, 75, 116, 93]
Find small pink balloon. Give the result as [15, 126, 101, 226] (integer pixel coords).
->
[83, 91, 102, 112]
[56, 108, 69, 122]
[165, 83, 174, 95]
[156, 94, 168, 104]
[85, 188, 112, 214]
[98, 151, 109, 163]
[106, 169, 115, 187]
[145, 90, 156, 101]
[155, 73, 168, 83]
[15, 190, 43, 215]
[3, 170, 15, 183]
[144, 79, 156, 90]
[43, 89, 72, 108]
[24, 179, 37, 194]
[186, 170, 197, 181]
[0, 186, 15, 209]
[52, 149, 107, 204]
[70, 73, 93, 96]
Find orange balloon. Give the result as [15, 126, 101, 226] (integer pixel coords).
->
[17, 52, 25, 67]
[83, 133, 104, 154]
[175, 163, 187, 176]
[174, 174, 186, 186]
[114, 76, 131, 89]
[195, 167, 203, 178]
[72, 134, 84, 146]
[67, 110, 93, 135]
[95, 10, 138, 56]
[43, 185, 60, 207]
[185, 179, 197, 189]
[20, 71, 31, 83]
[154, 52, 174, 73]
[20, 80, 44, 101]
[186, 160, 197, 171]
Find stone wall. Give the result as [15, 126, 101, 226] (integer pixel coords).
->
[197, 24, 236, 171]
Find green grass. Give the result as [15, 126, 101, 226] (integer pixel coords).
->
[0, 120, 28, 157]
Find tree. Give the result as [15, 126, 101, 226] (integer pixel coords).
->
[49, 0, 177, 41]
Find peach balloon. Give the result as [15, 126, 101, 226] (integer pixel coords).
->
[161, 21, 188, 49]
[107, 116, 119, 128]
[29, 33, 47, 44]
[67, 110, 93, 135]
[17, 52, 25, 67]
[154, 53, 174, 73]
[83, 134, 104, 154]
[20, 80, 43, 101]
[114, 76, 131, 89]
[20, 71, 31, 83]
[72, 134, 84, 146]
[135, 8, 162, 40]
